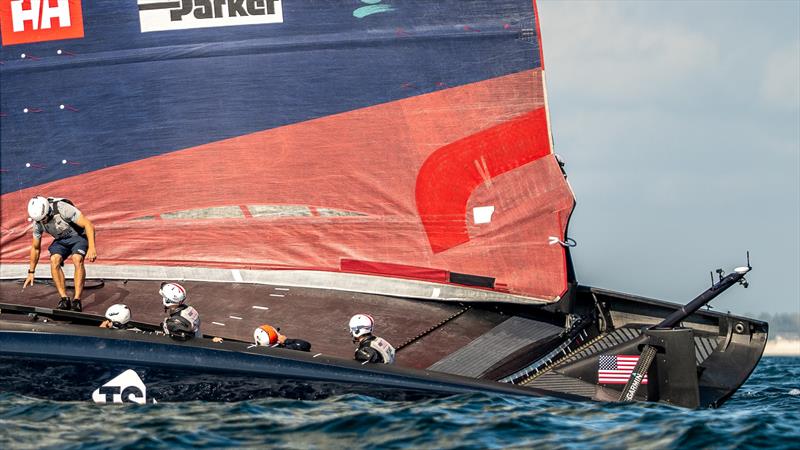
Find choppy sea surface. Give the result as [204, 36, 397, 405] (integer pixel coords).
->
[1, 356, 798, 449]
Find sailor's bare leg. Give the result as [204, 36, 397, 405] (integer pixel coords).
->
[50, 254, 67, 298]
[72, 254, 85, 300]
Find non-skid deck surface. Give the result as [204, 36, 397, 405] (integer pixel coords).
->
[427, 316, 563, 377]
[0, 279, 505, 369]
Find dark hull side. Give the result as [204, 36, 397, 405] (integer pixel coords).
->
[0, 320, 574, 403]
[0, 277, 767, 407]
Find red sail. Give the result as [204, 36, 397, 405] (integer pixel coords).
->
[0, 0, 574, 302]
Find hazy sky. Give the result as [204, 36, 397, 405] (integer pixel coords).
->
[537, 0, 799, 314]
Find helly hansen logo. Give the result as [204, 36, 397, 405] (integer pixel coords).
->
[137, 0, 283, 33]
[0, 0, 85, 46]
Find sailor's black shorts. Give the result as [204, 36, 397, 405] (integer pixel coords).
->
[48, 234, 88, 260]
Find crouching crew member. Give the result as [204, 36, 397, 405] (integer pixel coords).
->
[349, 314, 395, 364]
[99, 304, 140, 331]
[23, 196, 97, 312]
[160, 282, 201, 341]
[254, 324, 312, 352]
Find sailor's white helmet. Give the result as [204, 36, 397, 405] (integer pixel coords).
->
[254, 324, 280, 346]
[159, 282, 187, 307]
[349, 314, 374, 338]
[27, 196, 51, 222]
[105, 304, 131, 327]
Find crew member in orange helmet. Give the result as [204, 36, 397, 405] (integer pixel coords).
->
[254, 324, 311, 352]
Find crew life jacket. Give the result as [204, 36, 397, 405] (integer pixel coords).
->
[163, 304, 201, 341]
[40, 198, 85, 237]
[356, 335, 396, 364]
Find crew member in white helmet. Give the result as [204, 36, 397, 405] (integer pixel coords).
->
[99, 304, 140, 331]
[23, 196, 96, 312]
[159, 282, 201, 341]
[349, 314, 395, 364]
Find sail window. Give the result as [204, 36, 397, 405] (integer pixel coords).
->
[316, 208, 366, 217]
[129, 205, 368, 220]
[248, 205, 312, 217]
[161, 206, 244, 220]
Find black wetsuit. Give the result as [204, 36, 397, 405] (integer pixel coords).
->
[108, 323, 142, 331]
[279, 339, 312, 352]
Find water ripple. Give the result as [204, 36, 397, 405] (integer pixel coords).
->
[1, 357, 798, 449]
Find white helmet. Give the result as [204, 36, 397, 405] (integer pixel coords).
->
[105, 304, 131, 328]
[159, 282, 186, 307]
[254, 324, 280, 346]
[349, 314, 374, 338]
[27, 196, 51, 221]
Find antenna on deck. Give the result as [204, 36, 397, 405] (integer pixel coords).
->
[733, 251, 752, 288]
[709, 251, 752, 288]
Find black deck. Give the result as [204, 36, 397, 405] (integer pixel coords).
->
[0, 278, 507, 369]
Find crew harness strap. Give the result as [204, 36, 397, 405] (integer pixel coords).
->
[46, 198, 85, 236]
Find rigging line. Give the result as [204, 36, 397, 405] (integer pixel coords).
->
[548, 236, 577, 247]
[517, 331, 607, 386]
[16, 279, 105, 290]
[592, 292, 608, 333]
[394, 305, 471, 352]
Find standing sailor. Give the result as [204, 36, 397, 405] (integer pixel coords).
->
[23, 196, 97, 312]
[348, 314, 395, 364]
[160, 282, 201, 341]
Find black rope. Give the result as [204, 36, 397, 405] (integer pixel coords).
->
[518, 331, 604, 385]
[15, 278, 105, 290]
[395, 305, 471, 352]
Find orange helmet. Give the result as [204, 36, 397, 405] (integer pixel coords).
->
[254, 324, 280, 346]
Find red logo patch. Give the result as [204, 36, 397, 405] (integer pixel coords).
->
[0, 0, 84, 46]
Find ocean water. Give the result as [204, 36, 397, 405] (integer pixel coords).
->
[1, 357, 798, 450]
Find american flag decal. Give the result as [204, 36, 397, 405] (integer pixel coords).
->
[598, 355, 648, 385]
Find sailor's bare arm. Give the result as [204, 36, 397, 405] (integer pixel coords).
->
[23, 236, 42, 289]
[74, 215, 96, 262]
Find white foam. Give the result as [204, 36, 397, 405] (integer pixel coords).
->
[789, 389, 800, 396]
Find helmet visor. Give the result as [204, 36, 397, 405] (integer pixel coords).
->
[350, 325, 369, 337]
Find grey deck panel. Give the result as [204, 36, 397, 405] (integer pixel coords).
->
[427, 316, 563, 378]
[527, 371, 598, 398]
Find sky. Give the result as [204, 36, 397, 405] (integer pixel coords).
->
[537, 0, 800, 314]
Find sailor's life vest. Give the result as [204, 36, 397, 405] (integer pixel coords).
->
[163, 304, 201, 341]
[355, 335, 396, 364]
[35, 198, 85, 239]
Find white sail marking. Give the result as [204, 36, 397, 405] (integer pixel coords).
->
[473, 206, 495, 224]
